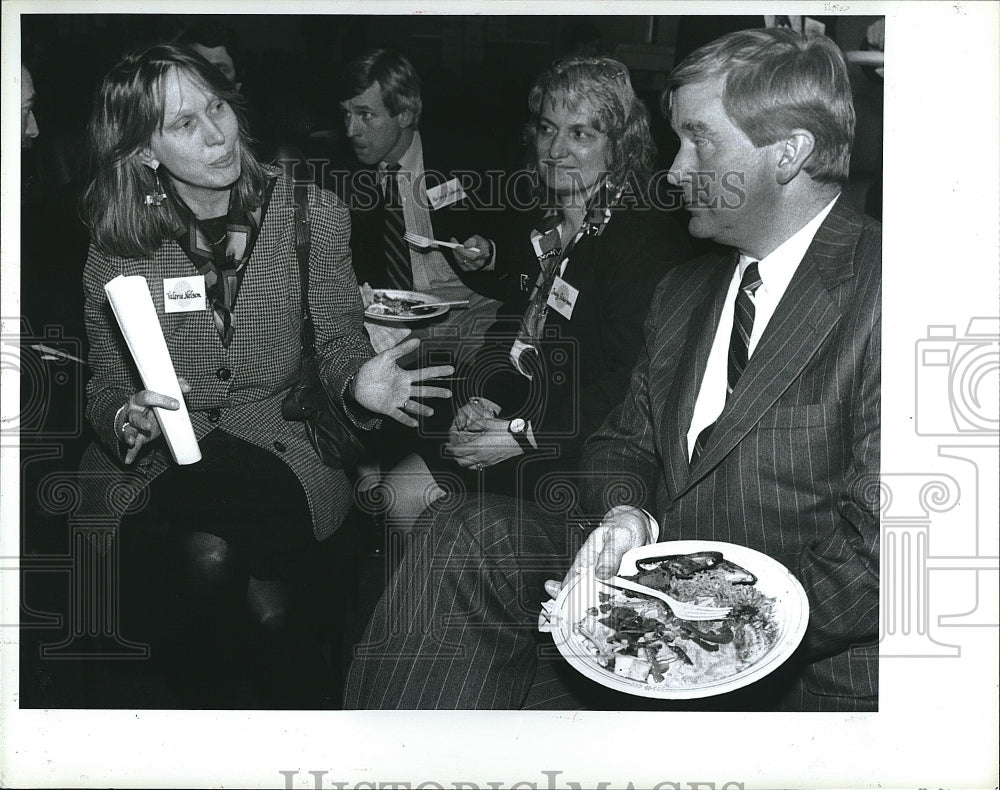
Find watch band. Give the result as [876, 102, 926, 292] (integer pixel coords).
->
[508, 418, 532, 452]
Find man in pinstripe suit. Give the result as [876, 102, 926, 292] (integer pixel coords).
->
[345, 28, 880, 711]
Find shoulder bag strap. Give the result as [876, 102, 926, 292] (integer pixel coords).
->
[292, 184, 314, 349]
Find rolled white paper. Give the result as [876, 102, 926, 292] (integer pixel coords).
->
[104, 274, 202, 465]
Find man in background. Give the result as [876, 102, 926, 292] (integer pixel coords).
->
[336, 49, 501, 357]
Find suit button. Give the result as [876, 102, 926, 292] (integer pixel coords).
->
[208, 409, 221, 423]
[216, 367, 231, 381]
[273, 441, 287, 453]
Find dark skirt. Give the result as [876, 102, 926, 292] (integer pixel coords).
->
[119, 429, 314, 579]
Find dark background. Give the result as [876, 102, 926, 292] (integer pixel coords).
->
[21, 13, 883, 210]
[17, 12, 883, 709]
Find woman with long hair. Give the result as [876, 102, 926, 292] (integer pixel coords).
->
[77, 43, 452, 707]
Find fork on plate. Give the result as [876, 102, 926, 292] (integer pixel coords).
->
[403, 231, 480, 253]
[598, 576, 732, 621]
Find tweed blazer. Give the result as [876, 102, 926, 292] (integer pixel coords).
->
[77, 176, 375, 543]
[581, 199, 881, 704]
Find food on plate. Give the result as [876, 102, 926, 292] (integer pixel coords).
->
[363, 287, 430, 317]
[572, 551, 780, 686]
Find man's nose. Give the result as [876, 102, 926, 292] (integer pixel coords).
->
[666, 149, 690, 186]
[25, 111, 39, 140]
[346, 115, 361, 138]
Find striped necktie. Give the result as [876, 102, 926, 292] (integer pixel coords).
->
[382, 163, 412, 289]
[691, 261, 762, 465]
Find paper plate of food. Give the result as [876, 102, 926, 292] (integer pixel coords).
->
[542, 540, 809, 699]
[362, 286, 450, 322]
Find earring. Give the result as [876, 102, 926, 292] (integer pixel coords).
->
[144, 168, 167, 206]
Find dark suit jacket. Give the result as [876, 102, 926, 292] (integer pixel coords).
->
[444, 204, 692, 502]
[581, 199, 881, 708]
[338, 131, 497, 295]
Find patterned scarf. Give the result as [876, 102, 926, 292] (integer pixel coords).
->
[167, 176, 277, 347]
[517, 180, 624, 345]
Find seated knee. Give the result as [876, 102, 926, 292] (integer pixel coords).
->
[252, 603, 291, 635]
[178, 533, 240, 581]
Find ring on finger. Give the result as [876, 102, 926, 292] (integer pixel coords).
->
[402, 399, 412, 410]
[120, 420, 132, 439]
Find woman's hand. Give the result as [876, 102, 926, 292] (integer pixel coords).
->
[444, 417, 521, 469]
[350, 338, 454, 428]
[450, 235, 493, 271]
[450, 397, 500, 433]
[118, 377, 191, 465]
[542, 505, 653, 600]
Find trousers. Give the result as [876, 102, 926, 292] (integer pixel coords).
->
[343, 492, 878, 712]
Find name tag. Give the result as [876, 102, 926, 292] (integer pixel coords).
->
[546, 276, 579, 320]
[425, 177, 467, 210]
[163, 275, 207, 313]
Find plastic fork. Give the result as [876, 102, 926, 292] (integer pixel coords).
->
[598, 576, 732, 621]
[410, 300, 470, 313]
[403, 231, 480, 253]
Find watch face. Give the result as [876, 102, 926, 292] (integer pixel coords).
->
[509, 417, 526, 434]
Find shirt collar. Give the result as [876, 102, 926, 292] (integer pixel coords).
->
[380, 130, 422, 178]
[740, 193, 840, 294]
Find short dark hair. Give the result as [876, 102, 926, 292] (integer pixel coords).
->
[176, 21, 242, 80]
[338, 48, 422, 125]
[663, 28, 855, 184]
[81, 43, 268, 258]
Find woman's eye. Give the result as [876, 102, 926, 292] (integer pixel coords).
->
[538, 124, 553, 135]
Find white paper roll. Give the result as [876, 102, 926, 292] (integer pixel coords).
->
[104, 274, 202, 465]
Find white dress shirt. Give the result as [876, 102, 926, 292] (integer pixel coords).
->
[686, 195, 840, 460]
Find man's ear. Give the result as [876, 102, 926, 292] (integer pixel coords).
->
[137, 148, 159, 170]
[395, 110, 414, 130]
[775, 130, 815, 185]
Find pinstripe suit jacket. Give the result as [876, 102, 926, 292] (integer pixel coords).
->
[581, 199, 881, 704]
[77, 176, 375, 543]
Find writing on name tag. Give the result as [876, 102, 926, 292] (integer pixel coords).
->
[546, 276, 579, 320]
[426, 177, 467, 210]
[163, 275, 207, 313]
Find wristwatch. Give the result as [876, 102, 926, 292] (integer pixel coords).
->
[508, 417, 532, 452]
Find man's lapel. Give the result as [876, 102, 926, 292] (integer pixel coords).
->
[683, 200, 863, 488]
[661, 255, 735, 497]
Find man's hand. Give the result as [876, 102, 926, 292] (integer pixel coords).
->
[450, 235, 493, 271]
[542, 505, 653, 599]
[350, 338, 453, 428]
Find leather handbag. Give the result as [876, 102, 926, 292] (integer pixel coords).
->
[280, 185, 367, 468]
